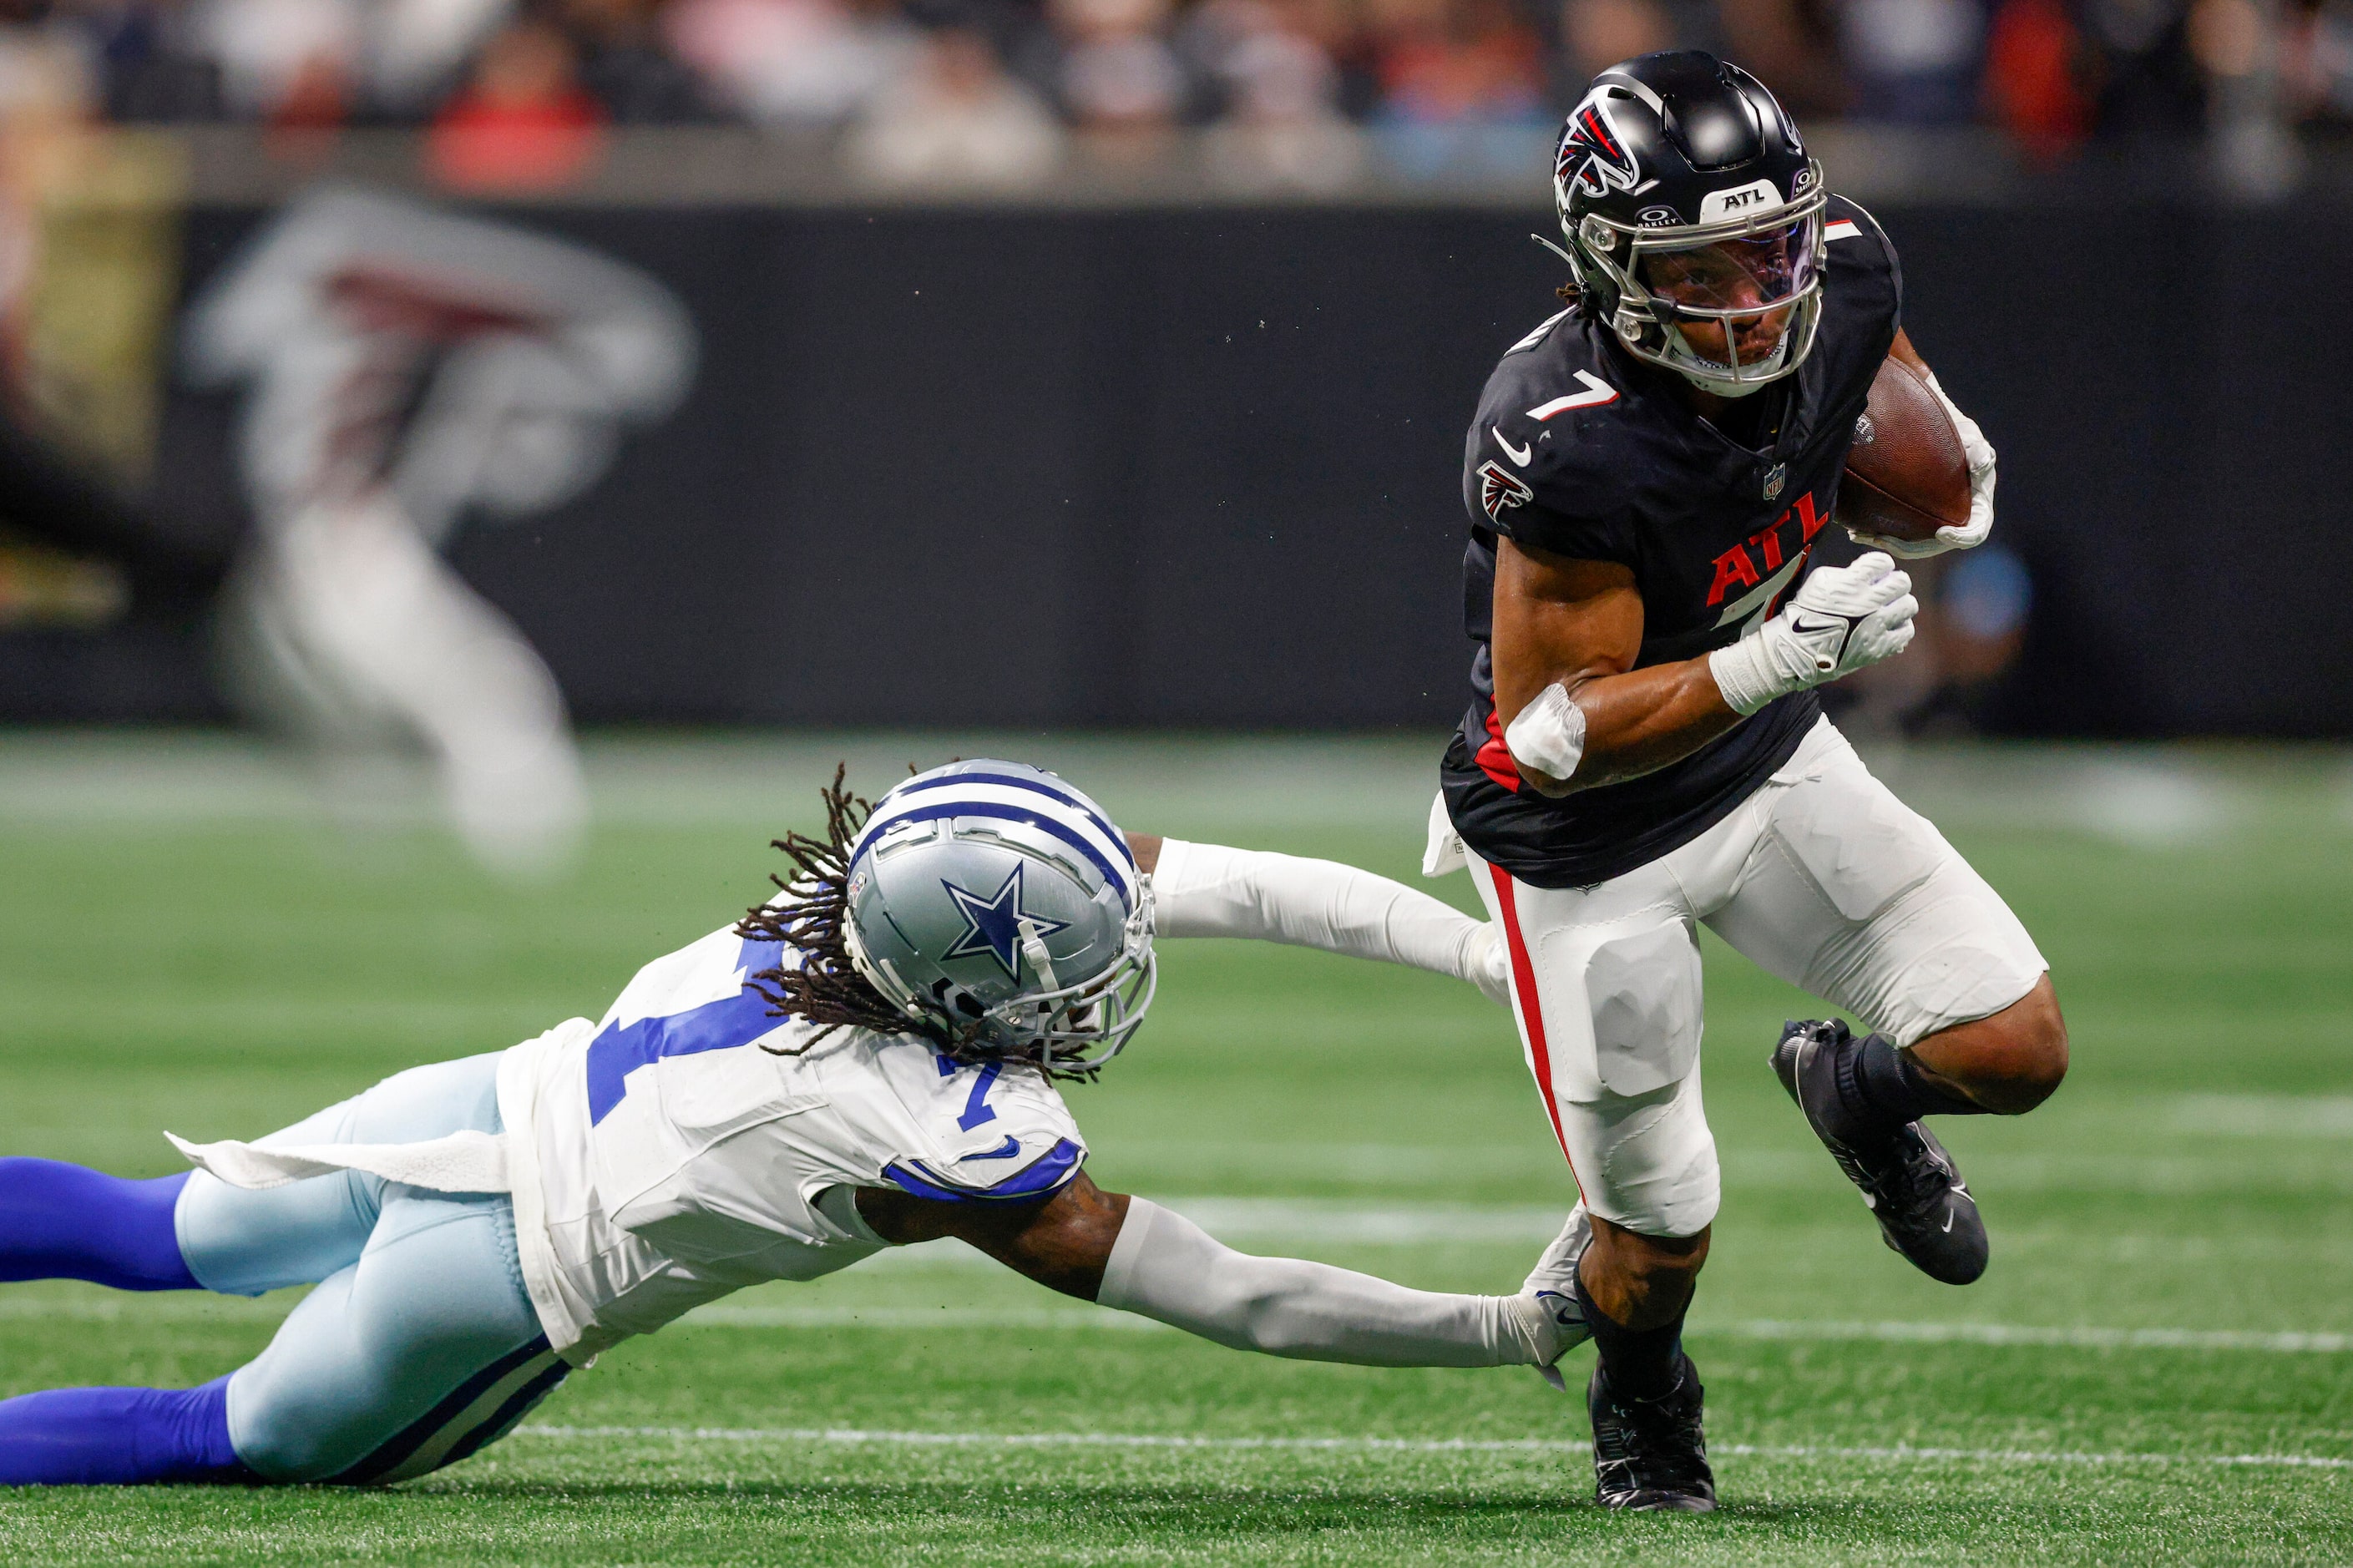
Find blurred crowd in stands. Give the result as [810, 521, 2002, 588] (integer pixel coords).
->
[0, 0, 2336, 189]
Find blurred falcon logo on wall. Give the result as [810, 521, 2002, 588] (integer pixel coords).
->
[183, 186, 697, 879]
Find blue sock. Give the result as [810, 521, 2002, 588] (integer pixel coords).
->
[0, 1158, 199, 1291]
[0, 1375, 257, 1485]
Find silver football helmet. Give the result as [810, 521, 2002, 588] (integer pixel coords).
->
[841, 760, 1156, 1075]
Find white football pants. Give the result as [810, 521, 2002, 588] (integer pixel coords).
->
[1458, 717, 2047, 1239]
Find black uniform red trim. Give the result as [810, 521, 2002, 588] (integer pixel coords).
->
[1443, 195, 1901, 889]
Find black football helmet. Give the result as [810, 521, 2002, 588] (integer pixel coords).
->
[1551, 52, 1828, 397]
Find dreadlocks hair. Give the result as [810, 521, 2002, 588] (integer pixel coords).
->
[733, 766, 949, 1054]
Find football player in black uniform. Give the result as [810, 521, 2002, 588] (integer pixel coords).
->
[1430, 53, 2069, 1511]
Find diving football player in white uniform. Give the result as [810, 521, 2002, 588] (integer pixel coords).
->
[0, 761, 1586, 1486]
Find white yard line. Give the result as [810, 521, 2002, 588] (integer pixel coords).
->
[1716, 1321, 2353, 1354]
[514, 1424, 2353, 1472]
[7, 1292, 2345, 1354]
[676, 1306, 2353, 1354]
[8, 732, 2344, 845]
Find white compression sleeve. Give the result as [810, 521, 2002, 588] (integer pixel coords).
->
[1151, 838, 1507, 1004]
[1099, 1197, 1550, 1368]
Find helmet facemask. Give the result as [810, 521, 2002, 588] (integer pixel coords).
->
[1573, 180, 1828, 397]
[844, 882, 1157, 1080]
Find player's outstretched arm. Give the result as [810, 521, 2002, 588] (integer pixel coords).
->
[1121, 832, 1509, 1006]
[853, 1175, 1575, 1369]
[1494, 534, 1915, 797]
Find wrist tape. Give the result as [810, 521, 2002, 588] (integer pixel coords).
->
[1503, 682, 1587, 783]
[1709, 635, 1789, 717]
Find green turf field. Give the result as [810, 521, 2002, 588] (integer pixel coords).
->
[3, 732, 2350, 1565]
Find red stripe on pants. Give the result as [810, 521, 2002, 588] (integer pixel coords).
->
[1490, 869, 1581, 1191]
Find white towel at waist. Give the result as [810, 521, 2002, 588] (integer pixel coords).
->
[166, 1129, 512, 1194]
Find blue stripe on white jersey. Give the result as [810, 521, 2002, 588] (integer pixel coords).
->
[584, 938, 787, 1125]
[881, 1137, 1085, 1203]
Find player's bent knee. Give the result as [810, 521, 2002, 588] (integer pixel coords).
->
[1926, 977, 2068, 1113]
[1582, 1218, 1710, 1328]
[1590, 1216, 1711, 1279]
[1981, 979, 2067, 1110]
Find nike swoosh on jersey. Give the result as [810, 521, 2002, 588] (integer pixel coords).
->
[1526, 371, 1618, 422]
[1492, 427, 1531, 466]
[965, 1136, 1022, 1161]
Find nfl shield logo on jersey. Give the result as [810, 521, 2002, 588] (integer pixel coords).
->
[1479, 461, 1535, 523]
[1762, 463, 1788, 501]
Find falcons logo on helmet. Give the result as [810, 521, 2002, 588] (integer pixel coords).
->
[1556, 93, 1640, 199]
[1478, 460, 1534, 524]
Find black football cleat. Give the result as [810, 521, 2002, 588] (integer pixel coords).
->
[1588, 1353, 1716, 1512]
[1771, 1019, 1989, 1286]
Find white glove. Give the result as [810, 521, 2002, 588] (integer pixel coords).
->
[1464, 923, 1513, 1009]
[1708, 551, 1918, 716]
[1847, 369, 1995, 560]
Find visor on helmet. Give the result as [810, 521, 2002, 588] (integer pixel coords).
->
[1632, 215, 1819, 386]
[1637, 219, 1816, 316]
[1572, 172, 1829, 395]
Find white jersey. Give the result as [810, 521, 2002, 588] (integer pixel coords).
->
[496, 923, 1087, 1363]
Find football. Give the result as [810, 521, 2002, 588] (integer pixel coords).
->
[1835, 357, 1973, 544]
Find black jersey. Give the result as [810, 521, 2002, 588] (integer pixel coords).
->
[1443, 196, 1901, 889]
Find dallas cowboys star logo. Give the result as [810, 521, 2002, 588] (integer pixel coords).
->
[940, 864, 1070, 979]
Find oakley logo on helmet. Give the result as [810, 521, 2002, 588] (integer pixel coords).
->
[1479, 460, 1535, 522]
[1556, 94, 1641, 199]
[1637, 205, 1681, 228]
